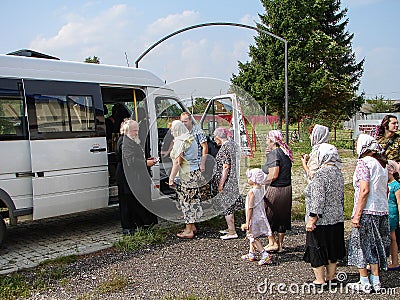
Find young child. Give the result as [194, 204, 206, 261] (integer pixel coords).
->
[241, 168, 273, 266]
[387, 160, 400, 270]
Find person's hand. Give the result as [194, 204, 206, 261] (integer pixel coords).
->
[241, 223, 249, 231]
[351, 216, 360, 228]
[305, 220, 316, 232]
[168, 178, 175, 188]
[146, 157, 158, 167]
[300, 154, 309, 163]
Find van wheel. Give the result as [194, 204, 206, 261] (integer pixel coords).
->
[0, 215, 6, 246]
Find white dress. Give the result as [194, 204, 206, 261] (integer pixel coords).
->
[245, 186, 272, 238]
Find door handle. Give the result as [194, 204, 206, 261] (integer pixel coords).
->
[90, 147, 106, 153]
[16, 172, 35, 178]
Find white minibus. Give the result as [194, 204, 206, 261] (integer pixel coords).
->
[0, 52, 189, 245]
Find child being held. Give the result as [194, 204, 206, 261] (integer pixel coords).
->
[241, 168, 274, 265]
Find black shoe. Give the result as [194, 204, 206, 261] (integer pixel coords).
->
[122, 228, 135, 235]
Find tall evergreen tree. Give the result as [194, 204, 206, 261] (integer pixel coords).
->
[231, 0, 364, 125]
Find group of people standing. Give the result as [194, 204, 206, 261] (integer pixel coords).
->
[300, 114, 400, 293]
[116, 108, 400, 293]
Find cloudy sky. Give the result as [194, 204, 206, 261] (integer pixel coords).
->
[1, 0, 399, 100]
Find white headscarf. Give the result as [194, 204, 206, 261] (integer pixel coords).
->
[170, 120, 194, 160]
[317, 143, 342, 169]
[356, 133, 382, 158]
[311, 125, 330, 150]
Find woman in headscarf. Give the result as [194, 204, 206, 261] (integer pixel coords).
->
[212, 127, 243, 240]
[168, 120, 206, 239]
[301, 124, 330, 182]
[303, 143, 345, 287]
[262, 130, 293, 253]
[346, 134, 390, 293]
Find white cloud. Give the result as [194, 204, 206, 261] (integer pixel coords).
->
[29, 4, 132, 63]
[239, 13, 259, 26]
[146, 10, 200, 37]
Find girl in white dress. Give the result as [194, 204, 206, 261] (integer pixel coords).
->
[241, 168, 273, 265]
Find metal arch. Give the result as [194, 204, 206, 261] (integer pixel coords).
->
[135, 21, 289, 144]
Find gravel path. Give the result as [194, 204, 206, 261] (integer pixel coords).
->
[24, 153, 400, 299]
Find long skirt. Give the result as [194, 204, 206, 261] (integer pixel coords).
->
[303, 222, 346, 268]
[347, 213, 390, 270]
[264, 185, 292, 233]
[175, 169, 206, 224]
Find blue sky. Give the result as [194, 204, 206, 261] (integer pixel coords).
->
[1, 0, 399, 100]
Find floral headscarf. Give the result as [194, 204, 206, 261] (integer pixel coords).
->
[267, 130, 293, 161]
[311, 124, 330, 150]
[317, 143, 342, 169]
[356, 133, 383, 158]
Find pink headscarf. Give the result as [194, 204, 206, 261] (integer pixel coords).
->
[246, 168, 267, 185]
[267, 130, 293, 161]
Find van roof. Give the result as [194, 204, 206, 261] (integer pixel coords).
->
[0, 54, 166, 88]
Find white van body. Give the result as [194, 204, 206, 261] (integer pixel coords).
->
[0, 54, 189, 244]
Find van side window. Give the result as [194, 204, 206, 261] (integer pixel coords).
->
[0, 86, 26, 140]
[33, 94, 95, 133]
[68, 96, 95, 131]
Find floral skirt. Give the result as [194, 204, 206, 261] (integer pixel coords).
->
[347, 214, 390, 270]
[176, 169, 208, 224]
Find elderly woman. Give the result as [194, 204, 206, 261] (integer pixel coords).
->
[168, 120, 205, 239]
[347, 134, 390, 293]
[212, 127, 242, 240]
[301, 124, 330, 182]
[303, 143, 345, 286]
[262, 130, 293, 252]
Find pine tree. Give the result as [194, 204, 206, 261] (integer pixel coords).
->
[231, 0, 364, 126]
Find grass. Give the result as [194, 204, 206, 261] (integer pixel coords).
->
[114, 227, 166, 252]
[0, 255, 78, 299]
[96, 274, 130, 294]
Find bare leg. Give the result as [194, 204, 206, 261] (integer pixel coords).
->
[312, 266, 326, 284]
[253, 239, 265, 253]
[389, 231, 399, 267]
[267, 235, 278, 247]
[369, 264, 379, 277]
[325, 261, 337, 281]
[225, 214, 236, 234]
[278, 232, 285, 251]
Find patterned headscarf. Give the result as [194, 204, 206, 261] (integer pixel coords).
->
[246, 168, 267, 185]
[356, 133, 383, 158]
[267, 130, 293, 161]
[311, 124, 330, 150]
[317, 143, 342, 169]
[387, 160, 399, 175]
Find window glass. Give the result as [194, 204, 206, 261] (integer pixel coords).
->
[201, 98, 233, 137]
[0, 88, 26, 139]
[34, 95, 68, 132]
[68, 96, 95, 131]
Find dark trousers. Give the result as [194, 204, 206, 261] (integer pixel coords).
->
[119, 191, 158, 230]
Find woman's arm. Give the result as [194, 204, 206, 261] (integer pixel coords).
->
[218, 163, 230, 192]
[168, 155, 183, 186]
[242, 191, 254, 231]
[352, 180, 370, 228]
[263, 166, 280, 185]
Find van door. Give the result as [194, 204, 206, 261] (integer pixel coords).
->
[0, 78, 32, 217]
[24, 80, 109, 220]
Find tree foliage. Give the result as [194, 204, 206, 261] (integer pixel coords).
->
[365, 96, 395, 113]
[84, 56, 101, 64]
[231, 0, 364, 125]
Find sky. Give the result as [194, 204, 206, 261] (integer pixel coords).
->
[1, 0, 399, 100]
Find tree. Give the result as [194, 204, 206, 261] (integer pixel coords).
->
[365, 96, 395, 113]
[231, 0, 364, 127]
[84, 56, 101, 64]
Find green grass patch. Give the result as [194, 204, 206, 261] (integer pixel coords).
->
[0, 254, 78, 299]
[114, 227, 166, 252]
[96, 274, 129, 294]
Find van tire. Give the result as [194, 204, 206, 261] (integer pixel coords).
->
[0, 215, 6, 246]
